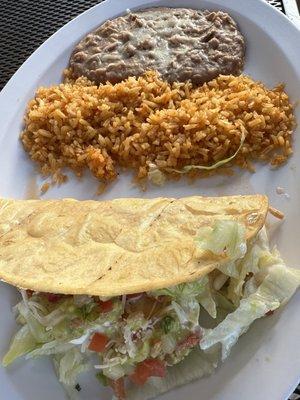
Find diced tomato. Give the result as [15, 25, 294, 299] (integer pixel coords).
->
[110, 378, 126, 400]
[98, 299, 114, 313]
[129, 359, 166, 386]
[88, 332, 109, 352]
[176, 332, 201, 353]
[44, 293, 63, 303]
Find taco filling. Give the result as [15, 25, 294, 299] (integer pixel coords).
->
[3, 217, 300, 400]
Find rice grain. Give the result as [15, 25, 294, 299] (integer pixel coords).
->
[20, 71, 295, 186]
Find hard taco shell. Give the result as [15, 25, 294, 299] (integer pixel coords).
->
[0, 195, 268, 296]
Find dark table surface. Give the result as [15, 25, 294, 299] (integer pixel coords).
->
[0, 0, 299, 90]
[0, 0, 299, 399]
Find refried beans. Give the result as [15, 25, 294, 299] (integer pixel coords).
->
[69, 7, 245, 85]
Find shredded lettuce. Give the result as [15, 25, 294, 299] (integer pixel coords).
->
[225, 227, 271, 304]
[171, 300, 200, 329]
[160, 334, 177, 355]
[16, 300, 52, 343]
[123, 347, 219, 400]
[151, 278, 212, 330]
[200, 263, 300, 360]
[197, 220, 247, 261]
[54, 347, 91, 386]
[166, 129, 245, 175]
[52, 347, 91, 400]
[147, 163, 166, 186]
[148, 129, 245, 185]
[3, 220, 299, 400]
[3, 325, 37, 366]
[196, 276, 217, 319]
[26, 341, 75, 358]
[150, 278, 209, 300]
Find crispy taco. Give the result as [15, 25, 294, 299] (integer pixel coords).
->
[1, 195, 299, 400]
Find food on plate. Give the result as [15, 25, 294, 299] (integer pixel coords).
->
[0, 195, 268, 294]
[69, 8, 245, 85]
[21, 71, 295, 187]
[1, 195, 300, 400]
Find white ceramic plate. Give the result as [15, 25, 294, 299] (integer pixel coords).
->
[0, 0, 300, 399]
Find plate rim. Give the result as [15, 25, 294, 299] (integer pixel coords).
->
[0, 0, 300, 399]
